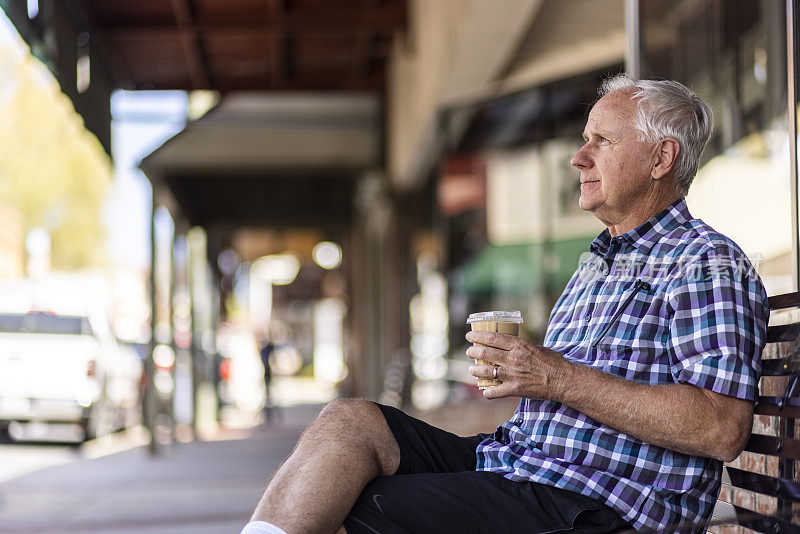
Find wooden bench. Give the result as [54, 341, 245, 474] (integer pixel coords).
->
[710, 292, 800, 533]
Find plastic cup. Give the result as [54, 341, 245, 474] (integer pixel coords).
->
[466, 311, 523, 389]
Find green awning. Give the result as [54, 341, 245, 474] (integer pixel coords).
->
[453, 236, 593, 297]
[454, 243, 542, 296]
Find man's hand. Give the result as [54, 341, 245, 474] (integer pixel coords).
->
[464, 330, 754, 462]
[465, 331, 571, 401]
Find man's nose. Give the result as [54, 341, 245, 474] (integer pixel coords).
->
[570, 146, 590, 169]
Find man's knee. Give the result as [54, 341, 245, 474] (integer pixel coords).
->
[318, 397, 375, 419]
[314, 398, 400, 475]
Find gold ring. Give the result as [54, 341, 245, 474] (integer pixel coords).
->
[492, 366, 499, 380]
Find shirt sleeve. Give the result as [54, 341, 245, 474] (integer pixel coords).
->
[665, 247, 769, 401]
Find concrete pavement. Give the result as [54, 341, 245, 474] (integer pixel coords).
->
[0, 404, 323, 534]
[0, 395, 518, 534]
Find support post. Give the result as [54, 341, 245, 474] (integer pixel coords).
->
[146, 185, 159, 455]
[625, 0, 641, 80]
[789, 0, 800, 292]
[781, 0, 799, 520]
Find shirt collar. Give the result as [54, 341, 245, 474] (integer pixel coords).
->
[590, 198, 691, 257]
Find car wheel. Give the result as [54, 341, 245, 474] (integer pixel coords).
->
[82, 400, 115, 441]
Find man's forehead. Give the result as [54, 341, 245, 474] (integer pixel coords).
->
[585, 90, 638, 129]
[591, 90, 637, 115]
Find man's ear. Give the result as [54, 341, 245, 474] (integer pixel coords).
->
[652, 137, 680, 180]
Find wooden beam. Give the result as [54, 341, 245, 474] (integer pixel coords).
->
[112, 79, 382, 93]
[169, 0, 212, 89]
[267, 0, 289, 86]
[350, 31, 373, 81]
[97, 3, 406, 36]
[129, 68, 384, 92]
[266, 0, 286, 19]
[213, 69, 385, 91]
[100, 25, 401, 42]
[212, 1, 405, 28]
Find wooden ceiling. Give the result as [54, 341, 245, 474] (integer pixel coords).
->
[77, 0, 407, 92]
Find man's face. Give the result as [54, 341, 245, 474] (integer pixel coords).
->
[570, 91, 656, 220]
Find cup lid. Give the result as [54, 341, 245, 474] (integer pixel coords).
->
[466, 310, 523, 324]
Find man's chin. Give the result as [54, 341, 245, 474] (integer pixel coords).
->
[578, 196, 596, 212]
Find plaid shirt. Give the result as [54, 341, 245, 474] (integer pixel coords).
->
[476, 199, 769, 532]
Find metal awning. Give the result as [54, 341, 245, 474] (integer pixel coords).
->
[141, 92, 381, 228]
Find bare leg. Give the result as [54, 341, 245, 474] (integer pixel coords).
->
[251, 398, 400, 534]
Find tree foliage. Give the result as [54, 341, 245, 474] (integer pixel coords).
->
[0, 32, 111, 270]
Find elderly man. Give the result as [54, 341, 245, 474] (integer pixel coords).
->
[241, 76, 768, 534]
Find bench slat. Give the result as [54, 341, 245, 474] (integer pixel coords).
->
[715, 503, 800, 533]
[761, 358, 800, 376]
[725, 466, 800, 501]
[743, 433, 800, 458]
[769, 292, 800, 310]
[767, 323, 800, 343]
[755, 396, 800, 418]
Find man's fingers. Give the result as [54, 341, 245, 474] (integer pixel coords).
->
[465, 344, 505, 363]
[465, 331, 518, 350]
[468, 364, 516, 398]
[468, 364, 496, 378]
[483, 382, 514, 399]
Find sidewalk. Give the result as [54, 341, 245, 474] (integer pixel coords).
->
[0, 398, 517, 534]
[0, 404, 324, 534]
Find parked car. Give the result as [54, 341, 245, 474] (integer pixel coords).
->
[0, 310, 143, 441]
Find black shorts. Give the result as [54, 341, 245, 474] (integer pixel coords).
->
[342, 403, 631, 534]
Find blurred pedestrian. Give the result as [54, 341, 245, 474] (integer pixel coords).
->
[259, 335, 277, 424]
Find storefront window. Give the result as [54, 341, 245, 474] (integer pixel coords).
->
[642, 0, 793, 294]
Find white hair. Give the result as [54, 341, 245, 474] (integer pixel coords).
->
[599, 75, 713, 196]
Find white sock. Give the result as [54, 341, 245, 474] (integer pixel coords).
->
[240, 521, 289, 534]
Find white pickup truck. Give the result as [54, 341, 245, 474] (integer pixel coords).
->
[0, 310, 143, 440]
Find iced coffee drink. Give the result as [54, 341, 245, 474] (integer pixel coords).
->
[466, 311, 523, 389]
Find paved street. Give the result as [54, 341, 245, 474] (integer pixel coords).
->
[0, 442, 80, 486]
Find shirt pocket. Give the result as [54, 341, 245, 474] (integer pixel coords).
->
[592, 289, 670, 382]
